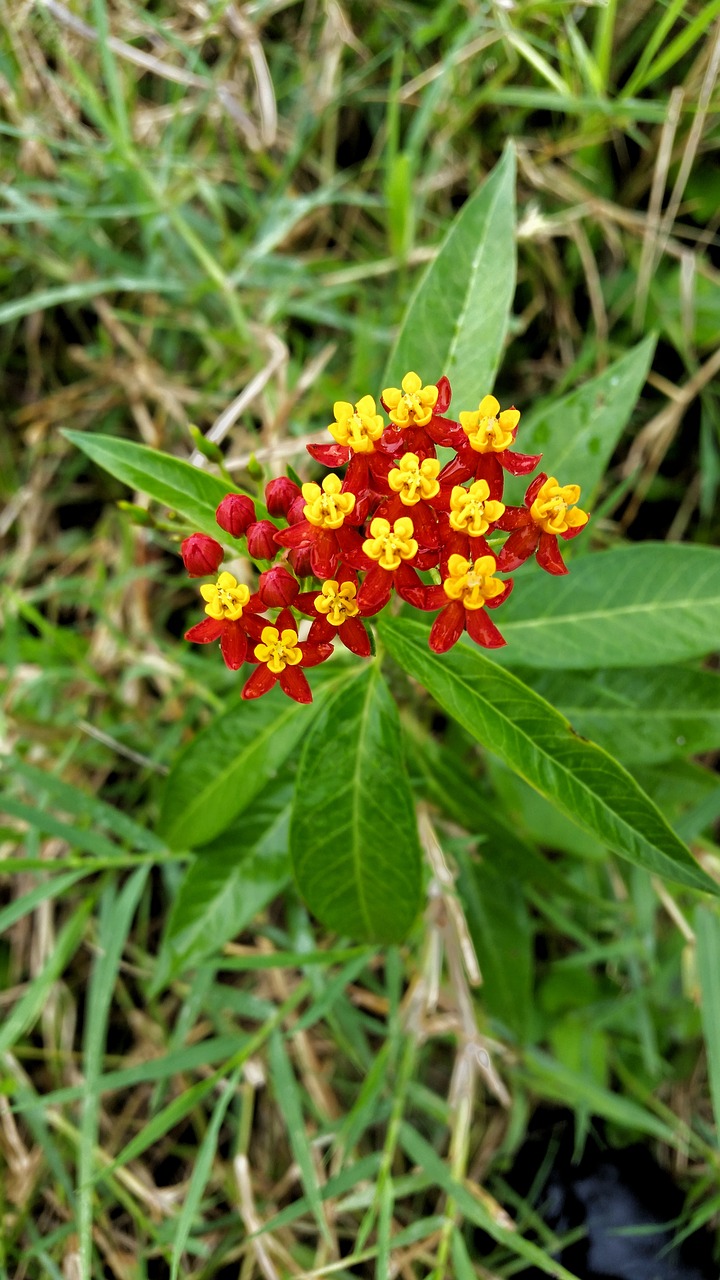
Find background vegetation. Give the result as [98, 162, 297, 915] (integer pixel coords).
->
[2, 1, 720, 1277]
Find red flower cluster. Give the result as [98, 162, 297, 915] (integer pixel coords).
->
[181, 372, 589, 702]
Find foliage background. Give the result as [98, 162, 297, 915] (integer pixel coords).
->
[1, 1, 720, 1277]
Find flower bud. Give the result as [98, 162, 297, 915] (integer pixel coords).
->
[289, 544, 314, 577]
[259, 564, 299, 607]
[181, 533, 224, 578]
[216, 493, 256, 537]
[287, 494, 307, 525]
[246, 519, 280, 560]
[265, 476, 301, 518]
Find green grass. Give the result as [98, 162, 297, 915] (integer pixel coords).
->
[2, 1, 720, 1276]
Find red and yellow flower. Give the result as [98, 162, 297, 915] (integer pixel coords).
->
[241, 608, 333, 703]
[296, 569, 372, 657]
[421, 553, 513, 652]
[497, 473, 589, 575]
[185, 571, 266, 669]
[442, 394, 541, 500]
[274, 473, 367, 578]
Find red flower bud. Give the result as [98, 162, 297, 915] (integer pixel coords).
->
[246, 519, 279, 560]
[258, 564, 299, 607]
[265, 476, 301, 517]
[216, 493, 256, 537]
[288, 544, 314, 577]
[287, 493, 307, 525]
[181, 533, 224, 577]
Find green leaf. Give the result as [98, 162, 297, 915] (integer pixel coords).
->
[62, 430, 244, 541]
[154, 785, 292, 988]
[517, 665, 720, 765]
[455, 845, 534, 1044]
[496, 543, 720, 669]
[157, 683, 325, 849]
[379, 616, 717, 896]
[291, 666, 423, 943]
[398, 1123, 582, 1280]
[383, 145, 516, 408]
[269, 1032, 332, 1245]
[511, 335, 656, 503]
[521, 1048, 676, 1143]
[694, 908, 720, 1137]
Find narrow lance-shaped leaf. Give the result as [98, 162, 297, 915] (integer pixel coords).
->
[515, 665, 720, 765]
[379, 616, 718, 896]
[291, 666, 423, 944]
[383, 144, 516, 408]
[495, 543, 720, 670]
[157, 681, 349, 849]
[62, 430, 259, 542]
[507, 334, 656, 504]
[153, 785, 292, 990]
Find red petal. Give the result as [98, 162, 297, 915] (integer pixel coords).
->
[414, 546, 441, 570]
[279, 666, 313, 703]
[496, 506, 531, 531]
[560, 522, 588, 542]
[426, 415, 460, 447]
[241, 665, 277, 699]
[466, 607, 505, 648]
[496, 524, 540, 571]
[394, 562, 425, 604]
[344, 453, 369, 495]
[536, 532, 568, 575]
[306, 442, 350, 466]
[409, 501, 439, 548]
[524, 473, 547, 507]
[485, 578, 514, 610]
[310, 528, 340, 579]
[243, 612, 269, 642]
[337, 565, 359, 588]
[473, 453, 504, 500]
[356, 564, 393, 615]
[429, 602, 465, 653]
[220, 623, 247, 670]
[295, 590, 320, 617]
[276, 607, 297, 633]
[275, 521, 315, 549]
[307, 616, 333, 643]
[336, 524, 372, 571]
[375, 425, 406, 456]
[299, 642, 334, 667]
[413, 584, 447, 612]
[500, 449, 542, 476]
[184, 617, 224, 644]
[439, 454, 473, 487]
[435, 375, 452, 414]
[339, 616, 372, 657]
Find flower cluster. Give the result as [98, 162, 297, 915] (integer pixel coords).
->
[181, 372, 589, 702]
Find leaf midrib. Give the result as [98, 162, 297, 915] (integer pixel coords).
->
[391, 628, 703, 886]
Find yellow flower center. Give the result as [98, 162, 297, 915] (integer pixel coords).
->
[387, 452, 440, 505]
[314, 579, 359, 626]
[458, 394, 520, 454]
[254, 626, 303, 674]
[302, 473, 356, 529]
[382, 371, 439, 429]
[200, 571, 251, 621]
[329, 395, 385, 453]
[362, 516, 418, 572]
[449, 480, 506, 536]
[529, 477, 589, 536]
[442, 554, 505, 611]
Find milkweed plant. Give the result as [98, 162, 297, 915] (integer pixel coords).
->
[68, 148, 720, 949]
